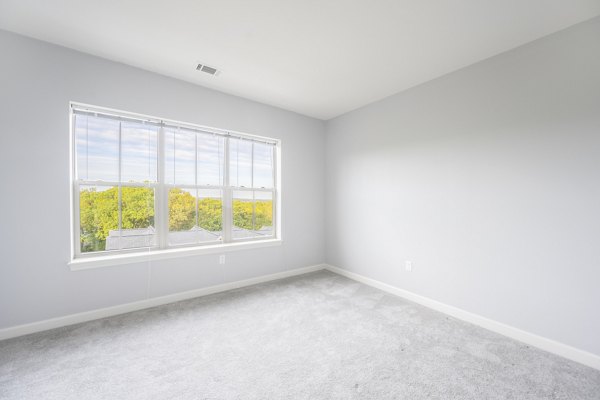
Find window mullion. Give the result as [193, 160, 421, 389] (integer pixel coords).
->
[194, 134, 198, 229]
[223, 137, 232, 243]
[251, 142, 255, 232]
[157, 124, 167, 249]
[117, 121, 123, 250]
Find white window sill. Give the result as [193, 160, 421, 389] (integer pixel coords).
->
[68, 239, 282, 271]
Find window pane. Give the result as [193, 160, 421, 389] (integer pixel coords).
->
[79, 185, 118, 253]
[168, 187, 196, 246]
[116, 187, 156, 250]
[168, 188, 222, 245]
[232, 190, 254, 239]
[197, 133, 225, 186]
[254, 191, 273, 237]
[229, 139, 252, 188]
[121, 121, 158, 183]
[232, 190, 273, 239]
[75, 115, 119, 182]
[197, 189, 223, 235]
[165, 128, 195, 185]
[253, 143, 274, 189]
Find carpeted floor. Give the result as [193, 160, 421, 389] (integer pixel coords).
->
[0, 270, 599, 399]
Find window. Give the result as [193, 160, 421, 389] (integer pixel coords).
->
[71, 103, 278, 260]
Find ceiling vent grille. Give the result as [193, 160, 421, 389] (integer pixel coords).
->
[196, 63, 219, 76]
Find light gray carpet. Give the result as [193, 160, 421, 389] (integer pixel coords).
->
[1, 270, 599, 399]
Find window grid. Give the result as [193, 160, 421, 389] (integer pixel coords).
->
[71, 104, 278, 259]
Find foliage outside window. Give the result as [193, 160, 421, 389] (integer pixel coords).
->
[72, 104, 277, 258]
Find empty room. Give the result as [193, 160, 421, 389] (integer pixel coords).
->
[1, 1, 599, 399]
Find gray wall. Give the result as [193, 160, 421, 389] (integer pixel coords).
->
[1, 16, 598, 358]
[0, 30, 325, 329]
[325, 17, 600, 356]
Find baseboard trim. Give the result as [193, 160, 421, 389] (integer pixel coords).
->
[324, 264, 600, 371]
[4, 263, 598, 370]
[0, 264, 326, 341]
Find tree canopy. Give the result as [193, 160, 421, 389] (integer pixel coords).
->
[79, 187, 272, 252]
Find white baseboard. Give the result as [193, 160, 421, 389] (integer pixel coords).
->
[324, 264, 600, 371]
[0, 264, 325, 341]
[3, 263, 598, 371]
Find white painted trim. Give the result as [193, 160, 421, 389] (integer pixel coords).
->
[0, 264, 325, 341]
[324, 264, 600, 371]
[69, 239, 283, 270]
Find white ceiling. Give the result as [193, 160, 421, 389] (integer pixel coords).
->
[1, 1, 599, 120]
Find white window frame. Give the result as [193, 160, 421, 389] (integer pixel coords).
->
[69, 102, 281, 269]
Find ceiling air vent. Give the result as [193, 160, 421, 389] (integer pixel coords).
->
[196, 63, 219, 76]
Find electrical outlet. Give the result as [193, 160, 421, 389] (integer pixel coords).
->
[219, 255, 226, 265]
[405, 261, 412, 272]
